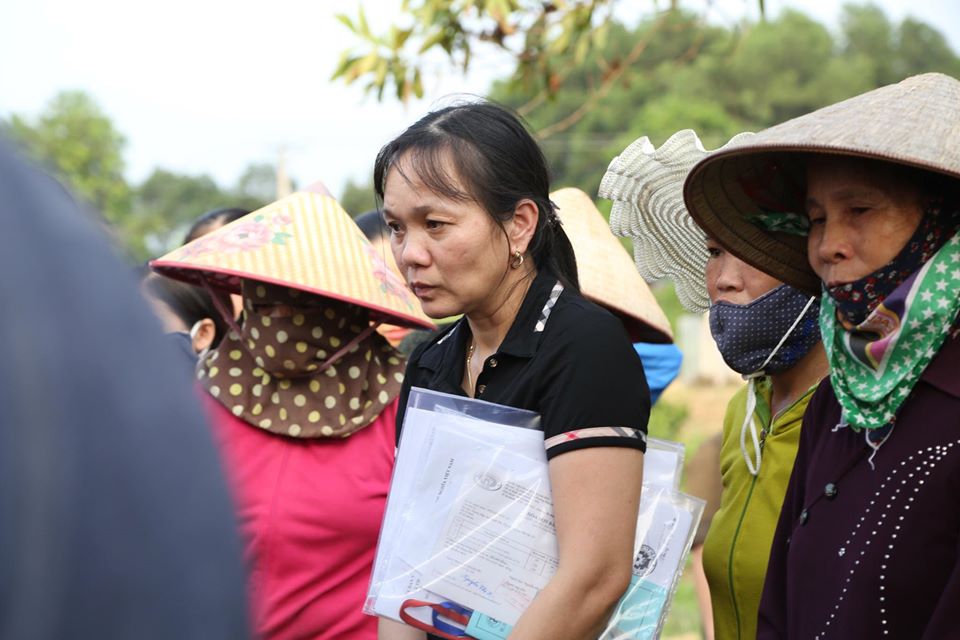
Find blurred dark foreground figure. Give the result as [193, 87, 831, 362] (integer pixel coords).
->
[0, 137, 251, 640]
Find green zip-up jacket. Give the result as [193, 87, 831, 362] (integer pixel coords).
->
[702, 378, 815, 640]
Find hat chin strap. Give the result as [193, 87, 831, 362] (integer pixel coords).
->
[313, 324, 379, 375]
[200, 277, 244, 338]
[199, 276, 381, 374]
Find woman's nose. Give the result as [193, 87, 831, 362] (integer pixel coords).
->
[714, 261, 743, 294]
[397, 231, 430, 269]
[815, 215, 854, 265]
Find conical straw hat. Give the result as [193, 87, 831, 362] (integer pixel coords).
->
[151, 190, 435, 330]
[600, 129, 755, 312]
[551, 188, 673, 343]
[684, 72, 960, 293]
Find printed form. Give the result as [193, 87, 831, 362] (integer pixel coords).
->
[410, 443, 558, 625]
[371, 406, 552, 625]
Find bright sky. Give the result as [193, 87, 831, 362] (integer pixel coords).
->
[3, 0, 958, 204]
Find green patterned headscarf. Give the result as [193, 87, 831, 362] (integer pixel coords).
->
[820, 232, 960, 432]
[749, 211, 810, 236]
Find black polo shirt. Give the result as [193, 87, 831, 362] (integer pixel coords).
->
[397, 269, 650, 459]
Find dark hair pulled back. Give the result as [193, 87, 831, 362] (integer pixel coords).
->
[373, 100, 579, 291]
[184, 207, 250, 245]
[142, 272, 230, 347]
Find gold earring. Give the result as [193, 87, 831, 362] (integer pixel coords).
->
[510, 250, 524, 269]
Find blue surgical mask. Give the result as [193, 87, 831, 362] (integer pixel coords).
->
[708, 284, 820, 376]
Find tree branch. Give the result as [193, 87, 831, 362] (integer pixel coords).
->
[536, 11, 672, 139]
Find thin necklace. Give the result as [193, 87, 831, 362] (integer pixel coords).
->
[463, 273, 532, 394]
[465, 339, 476, 393]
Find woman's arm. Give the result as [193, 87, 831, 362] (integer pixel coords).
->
[507, 446, 644, 639]
[378, 617, 426, 640]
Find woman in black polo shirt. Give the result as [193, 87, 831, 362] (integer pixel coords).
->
[375, 101, 650, 640]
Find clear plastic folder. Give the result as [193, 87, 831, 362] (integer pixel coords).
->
[367, 387, 703, 640]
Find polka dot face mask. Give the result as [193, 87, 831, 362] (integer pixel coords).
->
[708, 283, 821, 376]
[198, 281, 405, 439]
[240, 281, 367, 378]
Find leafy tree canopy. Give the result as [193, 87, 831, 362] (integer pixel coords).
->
[5, 90, 131, 224]
[485, 5, 960, 196]
[339, 177, 381, 218]
[4, 91, 274, 260]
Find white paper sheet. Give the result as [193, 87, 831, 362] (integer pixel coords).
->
[369, 389, 701, 639]
[414, 448, 558, 625]
[631, 489, 695, 588]
[642, 438, 685, 489]
[369, 405, 546, 621]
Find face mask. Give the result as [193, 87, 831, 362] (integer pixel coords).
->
[198, 280, 402, 440]
[238, 281, 377, 378]
[826, 197, 960, 325]
[709, 284, 820, 376]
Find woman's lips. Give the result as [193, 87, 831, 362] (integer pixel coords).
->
[410, 283, 435, 298]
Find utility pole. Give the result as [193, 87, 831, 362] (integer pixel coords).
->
[275, 147, 293, 199]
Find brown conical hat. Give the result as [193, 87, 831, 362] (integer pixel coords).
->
[683, 72, 960, 293]
[151, 190, 435, 330]
[551, 188, 673, 343]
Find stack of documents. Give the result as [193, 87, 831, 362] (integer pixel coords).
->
[599, 439, 704, 640]
[366, 388, 704, 640]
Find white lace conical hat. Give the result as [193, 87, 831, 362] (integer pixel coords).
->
[600, 129, 755, 312]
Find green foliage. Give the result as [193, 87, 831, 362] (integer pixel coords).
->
[10, 3, 960, 269]
[131, 169, 235, 256]
[652, 281, 685, 336]
[130, 168, 271, 259]
[332, 0, 622, 103]
[4, 89, 275, 260]
[487, 4, 960, 201]
[5, 91, 131, 224]
[235, 163, 282, 209]
[647, 398, 689, 441]
[339, 177, 379, 217]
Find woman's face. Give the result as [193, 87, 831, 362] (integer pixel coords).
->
[382, 158, 521, 319]
[705, 238, 782, 305]
[805, 158, 924, 286]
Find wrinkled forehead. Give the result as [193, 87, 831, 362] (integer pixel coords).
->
[804, 154, 925, 203]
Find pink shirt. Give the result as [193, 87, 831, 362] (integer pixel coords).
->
[203, 395, 396, 639]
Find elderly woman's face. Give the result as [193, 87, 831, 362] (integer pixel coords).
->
[805, 158, 924, 286]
